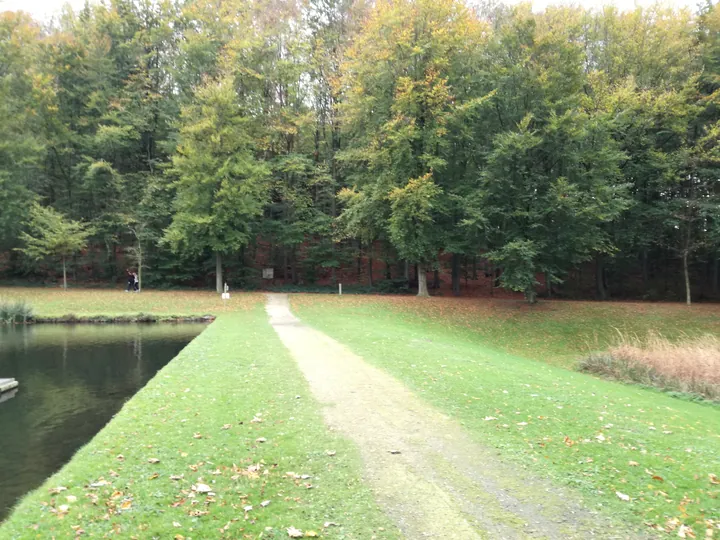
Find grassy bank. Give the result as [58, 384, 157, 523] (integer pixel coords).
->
[0, 304, 396, 539]
[292, 296, 720, 536]
[0, 288, 252, 318]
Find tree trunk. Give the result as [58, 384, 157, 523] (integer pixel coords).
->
[215, 252, 223, 293]
[417, 263, 429, 297]
[451, 253, 461, 296]
[596, 256, 607, 300]
[525, 286, 537, 304]
[713, 256, 719, 296]
[385, 259, 391, 280]
[641, 249, 649, 293]
[368, 245, 374, 287]
[545, 272, 552, 298]
[137, 244, 143, 292]
[62, 256, 67, 290]
[683, 249, 691, 306]
[404, 260, 409, 282]
[433, 269, 440, 289]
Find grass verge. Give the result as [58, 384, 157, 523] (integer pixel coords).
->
[292, 295, 720, 537]
[0, 288, 254, 318]
[0, 304, 397, 539]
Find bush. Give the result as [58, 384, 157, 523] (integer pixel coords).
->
[579, 332, 720, 402]
[0, 299, 34, 324]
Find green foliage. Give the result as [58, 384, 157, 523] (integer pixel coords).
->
[2, 0, 720, 300]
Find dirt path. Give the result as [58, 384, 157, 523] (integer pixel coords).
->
[266, 294, 639, 539]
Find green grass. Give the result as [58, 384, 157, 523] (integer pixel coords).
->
[0, 304, 397, 539]
[0, 287, 252, 318]
[292, 296, 720, 536]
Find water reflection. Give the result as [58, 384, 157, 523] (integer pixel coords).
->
[0, 323, 204, 521]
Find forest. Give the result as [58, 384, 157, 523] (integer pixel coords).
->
[1, 0, 719, 302]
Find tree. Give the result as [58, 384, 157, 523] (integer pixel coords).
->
[16, 203, 93, 289]
[339, 0, 485, 295]
[164, 76, 269, 292]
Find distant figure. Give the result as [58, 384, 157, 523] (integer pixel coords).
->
[132, 272, 140, 292]
[125, 269, 135, 292]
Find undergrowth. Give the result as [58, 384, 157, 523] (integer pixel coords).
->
[0, 299, 33, 324]
[579, 332, 720, 401]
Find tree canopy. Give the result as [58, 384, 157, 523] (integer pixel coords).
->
[1, 0, 719, 302]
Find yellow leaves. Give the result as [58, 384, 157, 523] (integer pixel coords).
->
[119, 500, 132, 511]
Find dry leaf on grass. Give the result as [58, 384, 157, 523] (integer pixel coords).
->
[148, 458, 160, 464]
[616, 491, 630, 501]
[287, 526, 303, 538]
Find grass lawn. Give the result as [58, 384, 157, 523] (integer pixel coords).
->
[292, 295, 720, 536]
[0, 287, 249, 318]
[0, 300, 397, 539]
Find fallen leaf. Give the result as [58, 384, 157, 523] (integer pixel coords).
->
[116, 454, 125, 461]
[193, 433, 202, 439]
[483, 416, 497, 421]
[710, 474, 719, 485]
[244, 505, 253, 512]
[389, 450, 401, 454]
[628, 461, 639, 467]
[616, 491, 630, 501]
[148, 458, 160, 464]
[49, 487, 67, 494]
[652, 475, 664, 482]
[678, 524, 695, 538]
[58, 505, 70, 513]
[192, 484, 212, 494]
[304, 532, 318, 537]
[173, 521, 181, 528]
[120, 500, 132, 510]
[261, 500, 271, 507]
[66, 495, 77, 503]
[596, 433, 606, 442]
[149, 473, 159, 480]
[170, 475, 183, 481]
[256, 437, 267, 443]
[324, 522, 338, 528]
[221, 424, 232, 430]
[287, 526, 303, 538]
[326, 450, 336, 457]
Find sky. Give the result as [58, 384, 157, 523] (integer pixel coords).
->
[0, 0, 704, 22]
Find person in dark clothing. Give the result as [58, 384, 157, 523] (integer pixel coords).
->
[132, 272, 139, 292]
[126, 269, 135, 292]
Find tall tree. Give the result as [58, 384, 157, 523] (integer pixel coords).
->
[164, 75, 269, 292]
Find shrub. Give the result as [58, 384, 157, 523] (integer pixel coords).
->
[0, 299, 34, 324]
[579, 332, 720, 401]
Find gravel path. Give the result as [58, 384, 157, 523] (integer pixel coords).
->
[266, 294, 641, 539]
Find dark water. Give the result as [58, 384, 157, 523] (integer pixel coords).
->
[0, 323, 204, 521]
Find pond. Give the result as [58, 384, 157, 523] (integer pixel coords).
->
[0, 323, 205, 522]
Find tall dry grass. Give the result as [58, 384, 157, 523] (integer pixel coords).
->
[579, 332, 720, 401]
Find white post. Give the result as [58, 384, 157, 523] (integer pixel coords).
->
[339, 283, 342, 295]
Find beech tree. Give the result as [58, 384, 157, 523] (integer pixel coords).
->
[164, 76, 269, 292]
